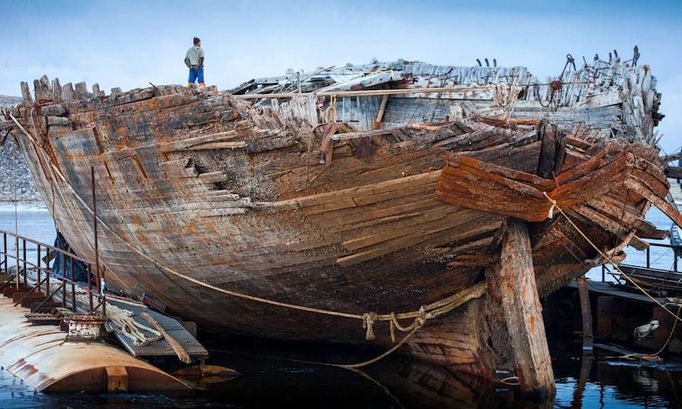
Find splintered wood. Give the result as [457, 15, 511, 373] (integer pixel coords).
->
[487, 220, 555, 396]
[437, 141, 676, 228]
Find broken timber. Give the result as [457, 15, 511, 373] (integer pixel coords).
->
[487, 220, 555, 396]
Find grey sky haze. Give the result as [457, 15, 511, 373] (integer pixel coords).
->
[1, 0, 680, 151]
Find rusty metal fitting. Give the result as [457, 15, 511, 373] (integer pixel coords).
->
[64, 314, 105, 342]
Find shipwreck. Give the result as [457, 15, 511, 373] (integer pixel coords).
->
[2, 47, 680, 396]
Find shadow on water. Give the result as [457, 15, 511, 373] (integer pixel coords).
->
[3, 332, 682, 408]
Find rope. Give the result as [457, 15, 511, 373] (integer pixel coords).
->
[543, 192, 682, 325]
[499, 376, 520, 386]
[106, 302, 163, 346]
[8, 113, 487, 353]
[647, 303, 681, 357]
[72, 292, 162, 346]
[611, 303, 681, 362]
[338, 324, 423, 369]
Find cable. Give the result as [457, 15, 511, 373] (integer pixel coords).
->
[544, 192, 682, 325]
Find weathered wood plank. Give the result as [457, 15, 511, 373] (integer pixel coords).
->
[373, 94, 389, 129]
[577, 275, 593, 353]
[537, 121, 564, 178]
[74, 82, 88, 99]
[20, 81, 32, 103]
[486, 220, 555, 396]
[666, 166, 682, 179]
[106, 366, 128, 392]
[62, 83, 75, 102]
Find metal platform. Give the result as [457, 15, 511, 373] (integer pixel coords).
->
[567, 280, 665, 304]
[105, 298, 208, 360]
[0, 229, 208, 366]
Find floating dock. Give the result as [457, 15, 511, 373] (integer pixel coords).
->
[0, 228, 212, 393]
[0, 289, 189, 392]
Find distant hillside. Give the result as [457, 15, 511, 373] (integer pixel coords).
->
[0, 95, 43, 205]
[0, 95, 21, 106]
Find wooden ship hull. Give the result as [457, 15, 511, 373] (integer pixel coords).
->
[3, 51, 680, 394]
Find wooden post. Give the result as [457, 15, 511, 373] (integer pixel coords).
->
[20, 82, 33, 104]
[105, 366, 128, 392]
[488, 219, 555, 397]
[373, 94, 389, 129]
[576, 275, 593, 353]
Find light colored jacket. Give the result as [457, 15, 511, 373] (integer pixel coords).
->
[185, 46, 205, 67]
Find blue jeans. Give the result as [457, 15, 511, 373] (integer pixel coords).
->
[188, 66, 204, 86]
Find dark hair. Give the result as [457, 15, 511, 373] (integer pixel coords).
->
[193, 37, 201, 45]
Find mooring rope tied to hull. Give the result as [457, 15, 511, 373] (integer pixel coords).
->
[8, 113, 487, 368]
[543, 192, 682, 330]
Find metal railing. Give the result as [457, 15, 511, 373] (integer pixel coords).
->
[647, 242, 678, 272]
[0, 229, 105, 316]
[599, 242, 682, 292]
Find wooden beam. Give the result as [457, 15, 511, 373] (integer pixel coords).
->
[62, 83, 75, 102]
[74, 82, 88, 99]
[106, 366, 128, 392]
[625, 179, 682, 228]
[536, 120, 564, 179]
[141, 312, 192, 364]
[577, 275, 593, 353]
[661, 152, 682, 163]
[20, 82, 33, 104]
[232, 85, 493, 100]
[373, 94, 389, 129]
[486, 219, 555, 397]
[52, 78, 62, 103]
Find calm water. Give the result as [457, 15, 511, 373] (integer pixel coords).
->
[2, 344, 682, 408]
[0, 208, 55, 242]
[0, 200, 680, 408]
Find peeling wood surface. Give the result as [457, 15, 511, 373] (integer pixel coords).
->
[487, 220, 555, 395]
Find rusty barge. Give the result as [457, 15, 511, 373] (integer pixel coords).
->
[2, 49, 681, 395]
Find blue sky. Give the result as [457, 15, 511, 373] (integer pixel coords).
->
[1, 0, 680, 151]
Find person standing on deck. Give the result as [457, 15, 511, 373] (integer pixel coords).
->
[185, 37, 205, 88]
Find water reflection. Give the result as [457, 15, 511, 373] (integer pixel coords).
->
[4, 344, 682, 408]
[553, 353, 682, 409]
[187, 348, 682, 409]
